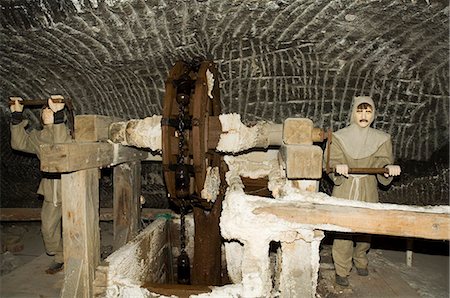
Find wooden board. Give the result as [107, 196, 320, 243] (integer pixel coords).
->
[0, 208, 173, 221]
[61, 169, 100, 297]
[113, 161, 141, 250]
[75, 115, 121, 143]
[143, 283, 212, 298]
[61, 258, 83, 298]
[40, 142, 148, 172]
[254, 203, 450, 240]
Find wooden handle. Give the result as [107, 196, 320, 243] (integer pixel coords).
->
[349, 168, 389, 174]
[334, 167, 389, 175]
[8, 98, 65, 106]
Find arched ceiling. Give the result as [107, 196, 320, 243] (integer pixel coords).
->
[0, 0, 448, 161]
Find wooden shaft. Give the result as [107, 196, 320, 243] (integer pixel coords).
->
[328, 167, 390, 175]
[254, 203, 450, 240]
[8, 98, 65, 105]
[0, 208, 173, 221]
[347, 167, 388, 175]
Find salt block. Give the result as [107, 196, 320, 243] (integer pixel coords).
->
[281, 144, 323, 179]
[283, 118, 313, 145]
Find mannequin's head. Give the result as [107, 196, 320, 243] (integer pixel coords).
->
[351, 96, 375, 128]
[354, 103, 374, 128]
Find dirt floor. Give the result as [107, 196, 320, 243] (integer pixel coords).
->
[0, 222, 448, 297]
[316, 234, 449, 298]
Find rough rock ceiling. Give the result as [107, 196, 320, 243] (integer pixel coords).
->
[0, 0, 448, 163]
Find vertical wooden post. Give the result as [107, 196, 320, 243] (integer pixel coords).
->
[113, 161, 142, 250]
[61, 168, 100, 298]
[406, 238, 414, 267]
[192, 198, 223, 285]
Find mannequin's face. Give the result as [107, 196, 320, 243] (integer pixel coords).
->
[41, 107, 54, 125]
[355, 106, 373, 128]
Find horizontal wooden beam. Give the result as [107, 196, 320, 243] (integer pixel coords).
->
[75, 115, 122, 143]
[40, 142, 149, 172]
[254, 202, 450, 240]
[0, 208, 173, 221]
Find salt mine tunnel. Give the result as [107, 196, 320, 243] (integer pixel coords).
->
[0, 0, 449, 297]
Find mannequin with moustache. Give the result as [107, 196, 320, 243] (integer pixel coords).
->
[326, 96, 401, 287]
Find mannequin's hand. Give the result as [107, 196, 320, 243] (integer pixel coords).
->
[335, 164, 349, 177]
[48, 95, 65, 112]
[385, 165, 401, 177]
[10, 97, 24, 113]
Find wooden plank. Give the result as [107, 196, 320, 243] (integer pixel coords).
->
[40, 142, 149, 172]
[343, 259, 421, 297]
[61, 258, 83, 298]
[61, 169, 100, 298]
[104, 218, 169, 286]
[0, 208, 173, 221]
[254, 202, 450, 240]
[75, 115, 121, 143]
[113, 161, 142, 250]
[207, 116, 221, 150]
[0, 208, 43, 221]
[143, 283, 212, 298]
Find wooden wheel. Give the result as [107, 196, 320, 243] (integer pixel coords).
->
[162, 60, 222, 208]
[192, 61, 222, 203]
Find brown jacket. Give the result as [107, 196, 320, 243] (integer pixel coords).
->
[326, 134, 394, 203]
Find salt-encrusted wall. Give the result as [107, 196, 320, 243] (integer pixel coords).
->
[0, 0, 448, 207]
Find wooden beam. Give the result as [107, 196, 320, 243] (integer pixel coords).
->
[40, 142, 149, 172]
[61, 169, 100, 297]
[0, 208, 173, 221]
[61, 258, 83, 298]
[254, 201, 450, 240]
[93, 218, 170, 296]
[75, 115, 121, 143]
[113, 162, 142, 250]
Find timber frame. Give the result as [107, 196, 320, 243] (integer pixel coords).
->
[39, 135, 150, 297]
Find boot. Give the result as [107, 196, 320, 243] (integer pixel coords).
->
[356, 267, 369, 276]
[45, 261, 64, 274]
[335, 274, 349, 287]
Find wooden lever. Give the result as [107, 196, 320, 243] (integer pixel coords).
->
[8, 98, 65, 106]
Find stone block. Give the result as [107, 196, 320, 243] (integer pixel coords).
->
[281, 144, 323, 179]
[283, 118, 313, 145]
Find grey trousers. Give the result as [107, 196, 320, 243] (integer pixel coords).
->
[41, 200, 64, 263]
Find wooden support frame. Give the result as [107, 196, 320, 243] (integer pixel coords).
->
[61, 169, 100, 297]
[61, 258, 83, 298]
[0, 208, 172, 221]
[113, 161, 142, 250]
[40, 142, 148, 173]
[38, 134, 152, 297]
[254, 201, 450, 240]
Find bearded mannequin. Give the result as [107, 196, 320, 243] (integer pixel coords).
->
[326, 96, 401, 287]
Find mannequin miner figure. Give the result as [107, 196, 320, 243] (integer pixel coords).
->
[10, 96, 72, 274]
[325, 96, 401, 287]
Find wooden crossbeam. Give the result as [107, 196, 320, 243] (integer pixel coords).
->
[0, 208, 173, 221]
[254, 201, 450, 240]
[40, 142, 149, 172]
